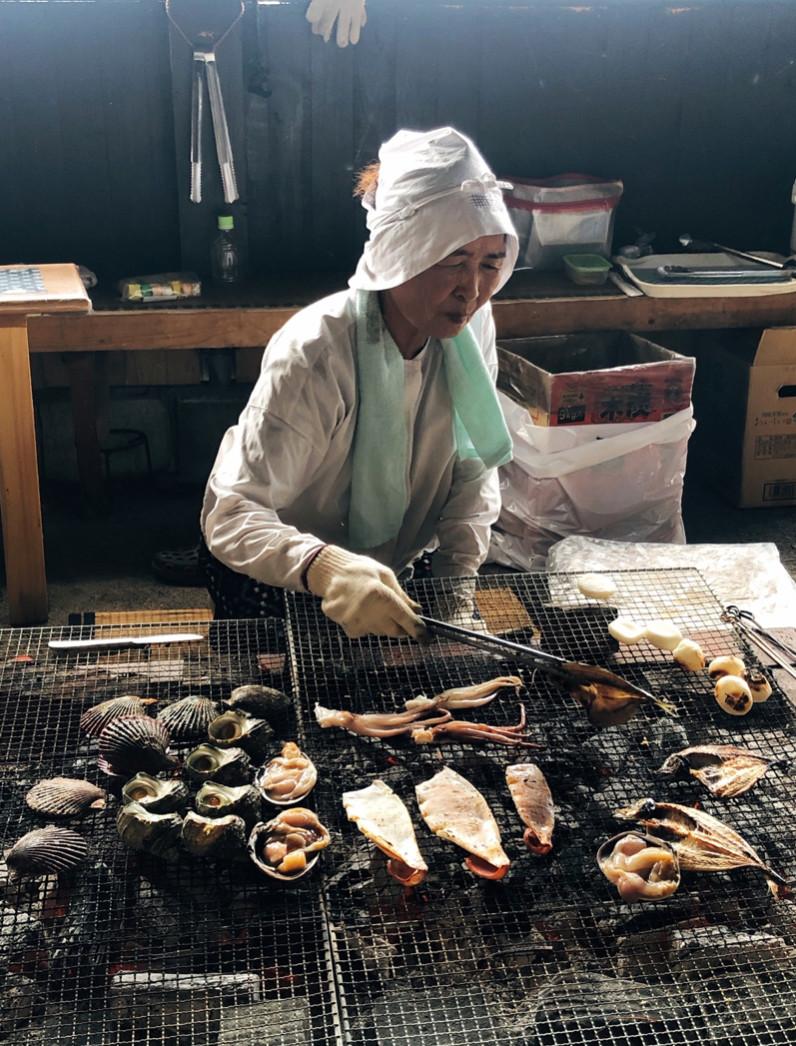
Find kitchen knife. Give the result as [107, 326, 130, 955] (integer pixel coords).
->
[49, 633, 205, 652]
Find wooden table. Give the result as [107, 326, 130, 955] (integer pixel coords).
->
[7, 271, 796, 625]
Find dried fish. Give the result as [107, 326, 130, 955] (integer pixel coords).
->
[98, 715, 175, 776]
[596, 831, 680, 902]
[614, 797, 791, 897]
[226, 683, 291, 721]
[248, 808, 331, 881]
[184, 743, 252, 785]
[505, 763, 554, 855]
[195, 782, 261, 825]
[416, 766, 510, 880]
[181, 811, 247, 859]
[342, 779, 428, 887]
[122, 772, 189, 813]
[404, 675, 523, 712]
[657, 745, 787, 798]
[80, 695, 156, 737]
[25, 777, 106, 817]
[255, 742, 317, 805]
[116, 802, 182, 861]
[207, 709, 273, 761]
[6, 826, 89, 877]
[156, 696, 221, 742]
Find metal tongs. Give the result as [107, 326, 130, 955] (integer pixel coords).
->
[166, 0, 243, 205]
[419, 615, 665, 707]
[721, 605, 796, 682]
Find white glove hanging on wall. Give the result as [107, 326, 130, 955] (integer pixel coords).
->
[306, 0, 366, 47]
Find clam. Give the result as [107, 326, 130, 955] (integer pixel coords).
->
[248, 808, 330, 881]
[98, 715, 175, 776]
[255, 742, 317, 806]
[156, 696, 221, 742]
[226, 684, 290, 721]
[122, 772, 189, 813]
[6, 827, 89, 877]
[597, 831, 680, 902]
[184, 743, 252, 785]
[195, 782, 261, 826]
[181, 811, 247, 859]
[80, 695, 156, 738]
[116, 802, 182, 862]
[207, 709, 273, 760]
[25, 777, 106, 817]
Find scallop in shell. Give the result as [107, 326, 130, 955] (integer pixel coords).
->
[80, 695, 156, 738]
[116, 802, 182, 862]
[248, 807, 330, 881]
[255, 742, 317, 806]
[98, 716, 175, 776]
[207, 709, 273, 761]
[226, 684, 290, 721]
[596, 831, 680, 902]
[184, 743, 252, 785]
[181, 811, 247, 859]
[6, 827, 89, 877]
[25, 778, 106, 818]
[195, 782, 261, 826]
[122, 772, 189, 813]
[156, 696, 221, 742]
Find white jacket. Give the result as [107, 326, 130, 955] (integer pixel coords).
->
[201, 289, 501, 591]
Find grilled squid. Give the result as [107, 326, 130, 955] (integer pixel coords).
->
[404, 676, 523, 712]
[506, 763, 555, 855]
[314, 702, 450, 739]
[410, 706, 539, 748]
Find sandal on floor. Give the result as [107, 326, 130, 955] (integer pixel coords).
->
[151, 545, 204, 586]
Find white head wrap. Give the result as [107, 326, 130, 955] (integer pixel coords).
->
[349, 127, 519, 292]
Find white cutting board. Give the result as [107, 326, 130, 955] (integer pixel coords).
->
[617, 252, 796, 298]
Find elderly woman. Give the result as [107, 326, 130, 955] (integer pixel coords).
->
[200, 127, 518, 638]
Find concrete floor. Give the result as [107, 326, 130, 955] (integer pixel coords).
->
[1, 466, 795, 628]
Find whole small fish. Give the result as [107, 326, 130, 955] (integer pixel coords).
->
[505, 763, 555, 855]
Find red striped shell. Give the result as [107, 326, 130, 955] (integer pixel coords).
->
[98, 715, 174, 776]
[25, 777, 106, 817]
[6, 827, 89, 876]
[80, 696, 156, 738]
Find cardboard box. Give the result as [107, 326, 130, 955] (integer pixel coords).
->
[692, 327, 796, 507]
[497, 332, 694, 426]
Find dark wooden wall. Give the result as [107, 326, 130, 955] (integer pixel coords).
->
[2, 0, 796, 281]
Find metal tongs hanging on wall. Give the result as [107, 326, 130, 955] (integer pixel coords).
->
[419, 616, 678, 725]
[166, 0, 244, 204]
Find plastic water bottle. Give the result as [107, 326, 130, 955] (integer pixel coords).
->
[211, 215, 240, 285]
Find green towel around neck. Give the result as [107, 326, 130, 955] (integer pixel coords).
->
[348, 290, 513, 551]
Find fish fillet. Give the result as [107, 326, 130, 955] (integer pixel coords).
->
[415, 767, 509, 879]
[343, 780, 428, 886]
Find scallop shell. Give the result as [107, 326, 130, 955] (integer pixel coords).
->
[184, 744, 252, 785]
[247, 807, 330, 882]
[116, 802, 182, 862]
[80, 695, 156, 738]
[25, 777, 106, 818]
[181, 811, 247, 859]
[226, 684, 291, 721]
[255, 742, 317, 806]
[156, 696, 221, 742]
[6, 827, 89, 877]
[98, 716, 175, 776]
[207, 710, 273, 760]
[195, 782, 261, 825]
[122, 772, 188, 813]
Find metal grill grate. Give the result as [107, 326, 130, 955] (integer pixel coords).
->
[286, 570, 796, 1046]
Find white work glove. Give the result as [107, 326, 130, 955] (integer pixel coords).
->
[305, 0, 366, 47]
[307, 546, 423, 639]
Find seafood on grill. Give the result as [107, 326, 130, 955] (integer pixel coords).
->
[708, 655, 746, 680]
[643, 620, 683, 652]
[195, 782, 262, 826]
[747, 670, 773, 703]
[415, 767, 510, 880]
[207, 709, 273, 760]
[181, 811, 247, 859]
[596, 831, 681, 902]
[122, 772, 189, 813]
[576, 573, 617, 601]
[656, 744, 787, 798]
[184, 743, 252, 785]
[714, 674, 753, 716]
[116, 801, 182, 862]
[505, 763, 555, 855]
[25, 777, 106, 818]
[80, 695, 157, 738]
[614, 797, 791, 897]
[569, 680, 678, 727]
[248, 808, 331, 881]
[672, 639, 705, 672]
[226, 683, 291, 721]
[98, 715, 175, 776]
[255, 742, 317, 805]
[411, 706, 540, 748]
[608, 618, 646, 646]
[6, 826, 89, 878]
[342, 779, 428, 887]
[156, 696, 221, 742]
[314, 701, 451, 739]
[404, 676, 523, 712]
